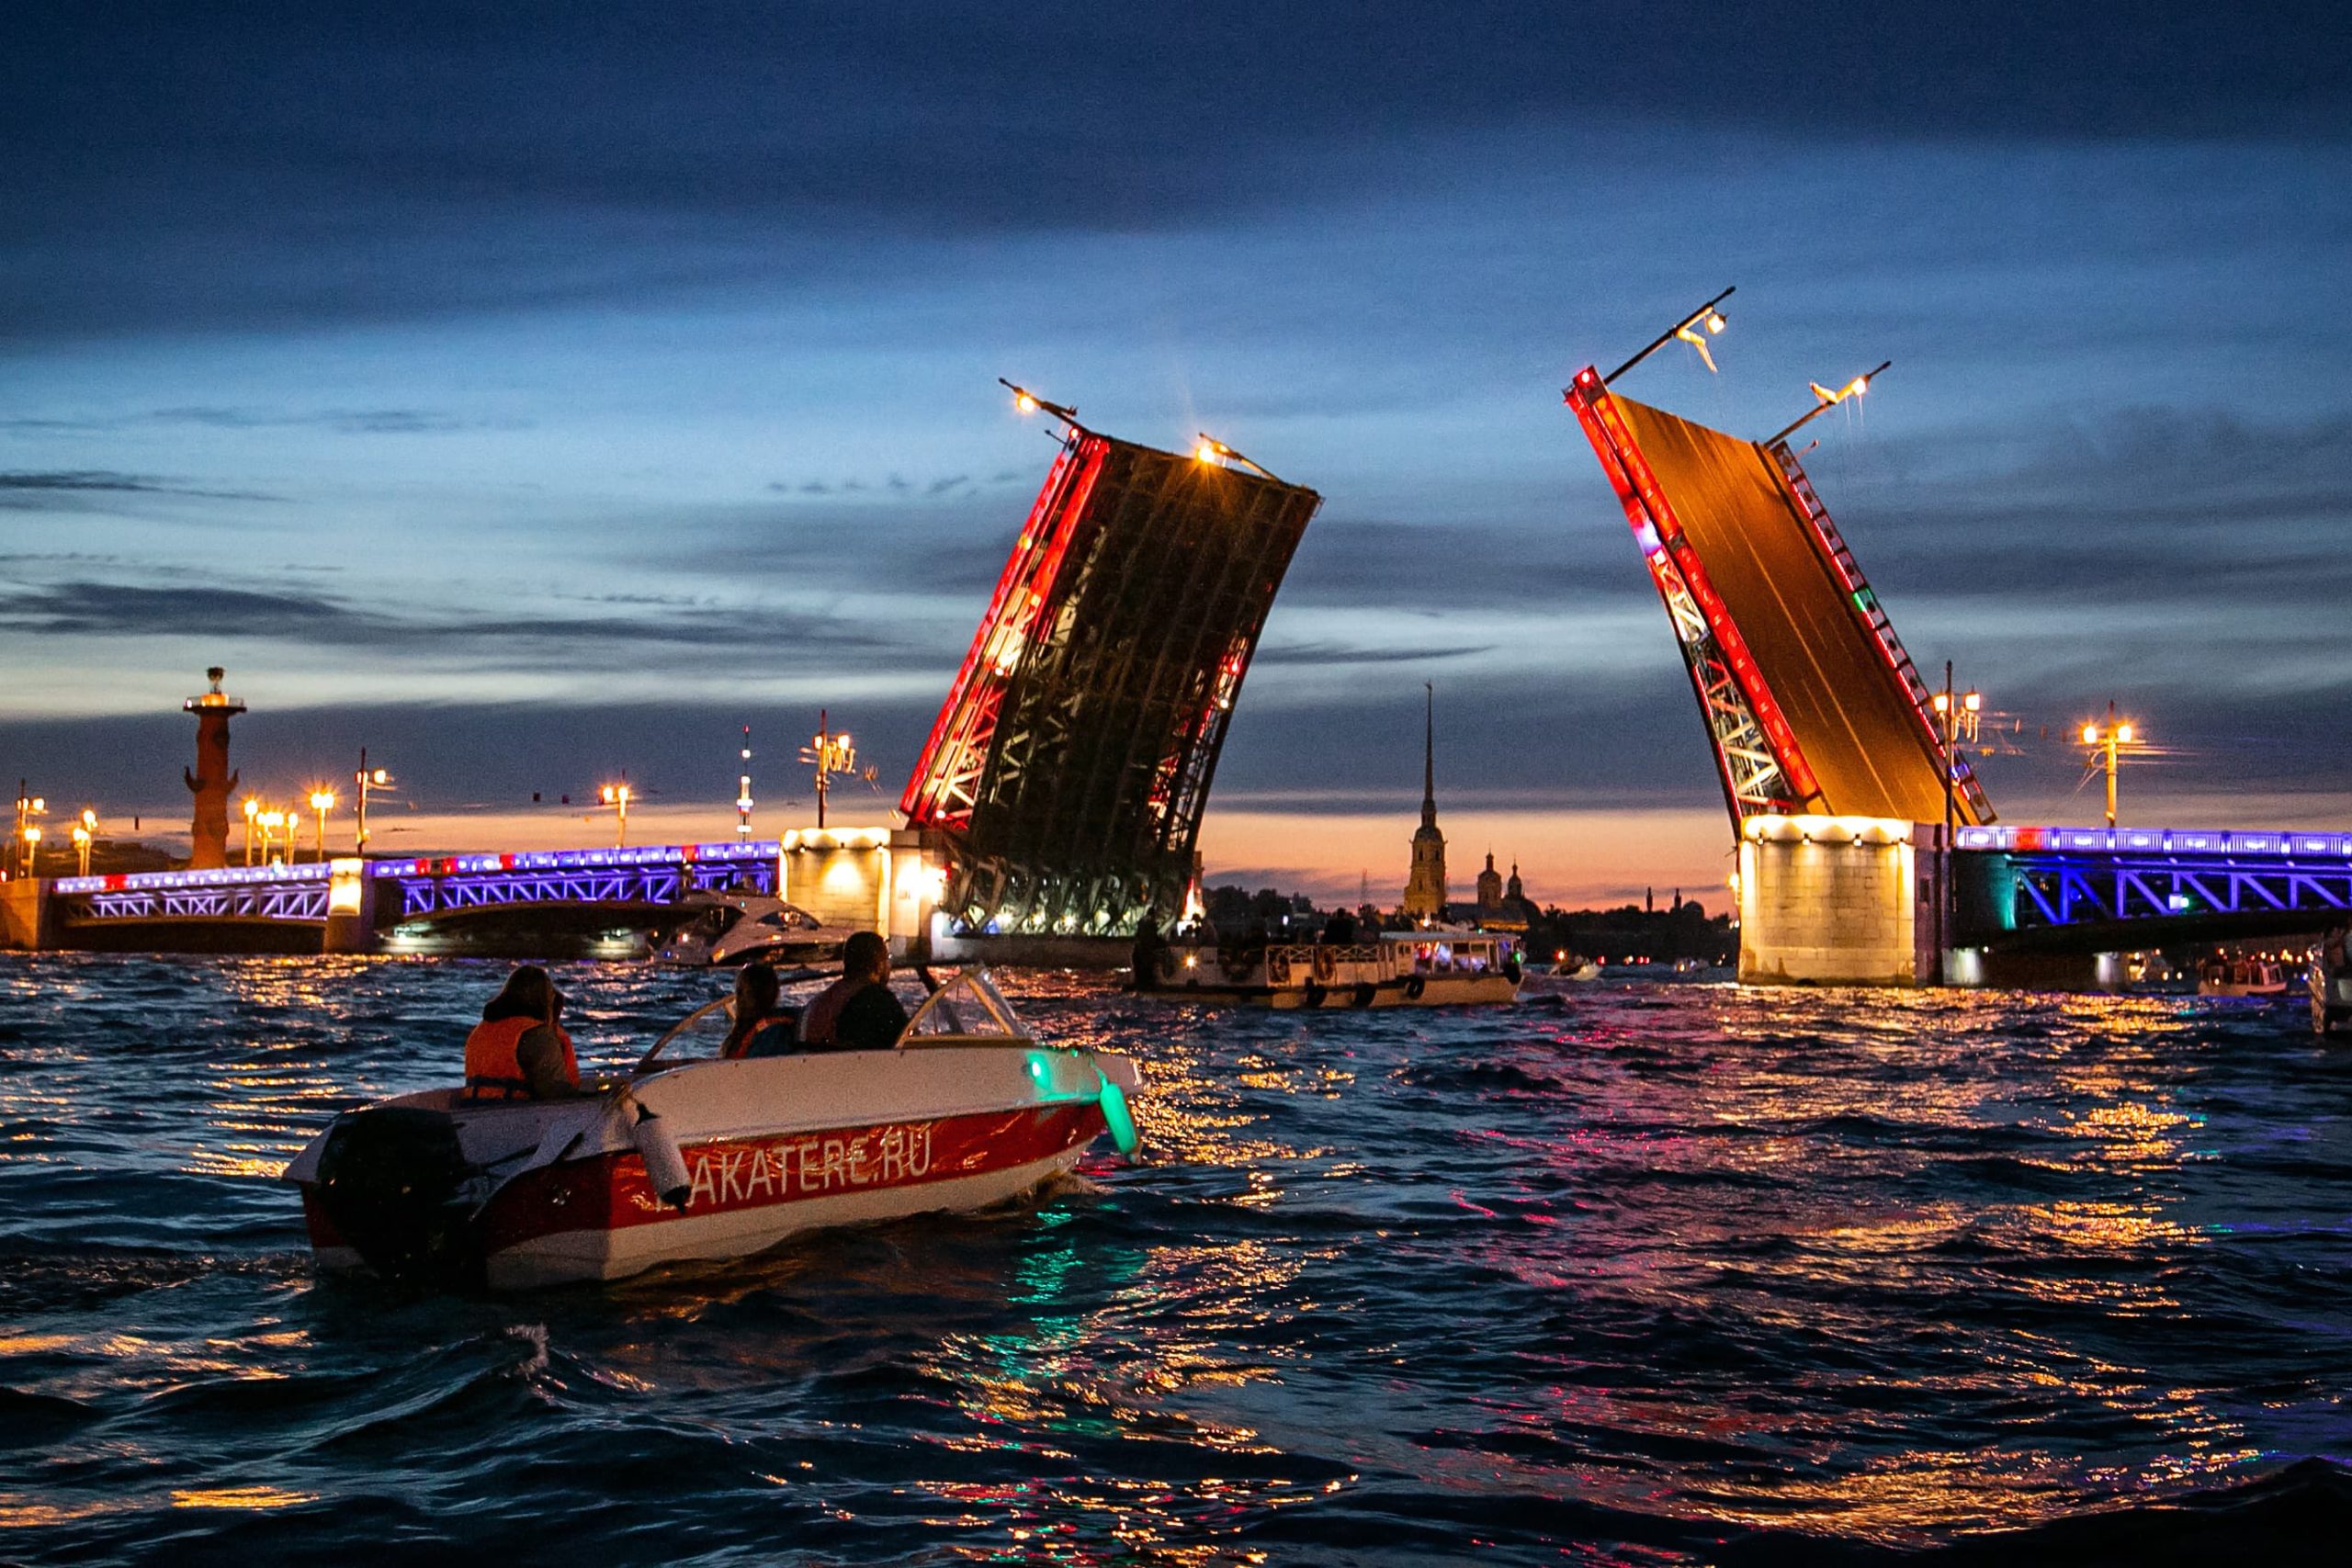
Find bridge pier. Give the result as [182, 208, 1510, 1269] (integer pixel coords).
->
[321, 858, 381, 954]
[2, 878, 57, 951]
[1736, 817, 1931, 986]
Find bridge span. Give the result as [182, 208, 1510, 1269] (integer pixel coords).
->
[6, 831, 947, 958]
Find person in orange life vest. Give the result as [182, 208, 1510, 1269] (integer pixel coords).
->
[718, 963, 798, 1059]
[799, 931, 909, 1052]
[463, 964, 581, 1100]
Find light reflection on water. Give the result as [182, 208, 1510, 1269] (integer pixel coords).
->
[3, 954, 2351, 1562]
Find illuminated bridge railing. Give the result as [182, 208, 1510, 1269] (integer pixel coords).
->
[54, 863, 335, 922]
[1956, 825, 2352, 930]
[51, 841, 782, 926]
[375, 841, 780, 920]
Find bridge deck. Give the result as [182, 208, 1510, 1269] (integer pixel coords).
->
[1611, 398, 1962, 825]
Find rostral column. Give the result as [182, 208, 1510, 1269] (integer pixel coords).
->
[182, 667, 245, 870]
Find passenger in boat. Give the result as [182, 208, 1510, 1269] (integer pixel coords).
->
[1322, 908, 1358, 945]
[1129, 913, 1167, 993]
[719, 963, 798, 1059]
[799, 931, 910, 1052]
[463, 965, 581, 1100]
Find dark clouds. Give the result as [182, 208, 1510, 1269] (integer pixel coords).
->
[0, 576, 916, 671]
[3, 4, 2346, 339]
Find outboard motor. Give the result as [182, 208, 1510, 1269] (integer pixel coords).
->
[312, 1107, 481, 1287]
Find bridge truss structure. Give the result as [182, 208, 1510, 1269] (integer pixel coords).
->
[902, 425, 1321, 935]
[373, 842, 779, 921]
[1565, 367, 1992, 832]
[63, 863, 335, 923]
[1958, 825, 2352, 935]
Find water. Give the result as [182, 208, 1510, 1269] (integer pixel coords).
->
[5, 955, 2351, 1564]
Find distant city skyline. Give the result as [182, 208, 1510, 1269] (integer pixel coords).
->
[6, 6, 2348, 908]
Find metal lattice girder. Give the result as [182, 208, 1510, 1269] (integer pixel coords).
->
[906, 427, 1321, 936]
[74, 883, 333, 921]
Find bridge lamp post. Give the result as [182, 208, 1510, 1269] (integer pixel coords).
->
[1767, 362, 1892, 446]
[1193, 434, 1287, 485]
[799, 714, 865, 831]
[1604, 286, 1736, 384]
[354, 752, 392, 855]
[243, 795, 261, 865]
[10, 788, 44, 879]
[2081, 703, 2139, 828]
[20, 824, 40, 875]
[600, 783, 632, 847]
[1930, 668, 1983, 978]
[259, 809, 288, 865]
[308, 790, 335, 863]
[71, 822, 92, 877]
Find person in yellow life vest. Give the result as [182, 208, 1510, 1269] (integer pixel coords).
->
[464, 964, 581, 1100]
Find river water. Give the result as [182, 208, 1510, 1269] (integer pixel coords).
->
[4, 955, 2349, 1564]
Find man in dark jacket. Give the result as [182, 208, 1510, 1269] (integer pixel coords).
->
[799, 931, 909, 1052]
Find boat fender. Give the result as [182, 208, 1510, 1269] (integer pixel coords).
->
[1266, 950, 1292, 986]
[1351, 982, 1377, 1008]
[1311, 948, 1337, 984]
[1156, 949, 1181, 985]
[1405, 975, 1426, 1000]
[1097, 1072, 1142, 1159]
[1502, 957, 1522, 984]
[1302, 980, 1327, 1009]
[627, 1098, 692, 1209]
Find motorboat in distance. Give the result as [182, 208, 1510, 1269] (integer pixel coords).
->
[655, 891, 856, 966]
[282, 970, 1142, 1291]
[1142, 928, 1523, 1009]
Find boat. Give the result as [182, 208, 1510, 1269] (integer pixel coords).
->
[2313, 930, 2352, 1037]
[281, 968, 1141, 1291]
[653, 890, 858, 966]
[2198, 954, 2289, 998]
[1142, 927, 1522, 1008]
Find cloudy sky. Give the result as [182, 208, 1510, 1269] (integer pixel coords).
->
[4, 3, 2347, 907]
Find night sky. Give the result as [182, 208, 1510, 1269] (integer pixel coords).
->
[5, 4, 2348, 907]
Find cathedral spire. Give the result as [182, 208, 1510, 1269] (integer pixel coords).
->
[1420, 682, 1437, 830]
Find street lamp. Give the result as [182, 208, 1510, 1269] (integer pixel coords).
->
[2080, 701, 2141, 829]
[10, 786, 45, 879]
[1000, 378, 1079, 426]
[1768, 361, 1892, 446]
[21, 824, 40, 874]
[1604, 285, 1736, 384]
[354, 750, 393, 854]
[1929, 665, 1983, 980]
[599, 782, 632, 847]
[1193, 433, 1286, 484]
[799, 712, 868, 830]
[308, 789, 335, 863]
[259, 809, 288, 865]
[74, 808, 96, 877]
[243, 795, 262, 865]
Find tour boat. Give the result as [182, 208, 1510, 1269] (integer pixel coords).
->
[1143, 928, 1522, 1009]
[654, 890, 856, 966]
[2198, 955, 2289, 998]
[282, 969, 1141, 1291]
[2312, 931, 2352, 1037]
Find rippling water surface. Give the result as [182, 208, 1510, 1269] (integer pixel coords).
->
[5, 955, 2351, 1564]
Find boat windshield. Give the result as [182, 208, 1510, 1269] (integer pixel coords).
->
[899, 967, 1025, 1042]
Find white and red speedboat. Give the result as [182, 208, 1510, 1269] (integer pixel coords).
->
[282, 970, 1141, 1291]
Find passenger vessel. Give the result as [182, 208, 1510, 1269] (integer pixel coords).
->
[1142, 928, 1522, 1009]
[2198, 954, 2290, 998]
[283, 970, 1141, 1291]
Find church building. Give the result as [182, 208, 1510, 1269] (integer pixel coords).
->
[1401, 685, 1447, 922]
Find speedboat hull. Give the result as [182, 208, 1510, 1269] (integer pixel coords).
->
[287, 1043, 1140, 1291]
